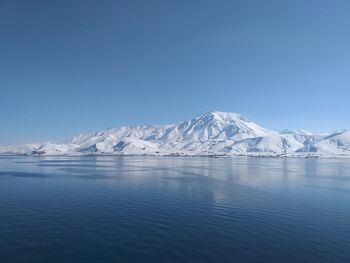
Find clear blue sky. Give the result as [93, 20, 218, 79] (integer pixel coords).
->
[0, 0, 349, 145]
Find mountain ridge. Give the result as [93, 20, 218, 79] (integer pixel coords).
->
[1, 111, 349, 158]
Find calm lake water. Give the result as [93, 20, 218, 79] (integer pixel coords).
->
[0, 156, 350, 262]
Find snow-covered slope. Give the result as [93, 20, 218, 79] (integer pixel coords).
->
[297, 130, 350, 156]
[231, 134, 304, 154]
[1, 111, 349, 157]
[0, 143, 43, 155]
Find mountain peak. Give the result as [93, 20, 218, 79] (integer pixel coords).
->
[206, 111, 241, 117]
[183, 111, 270, 142]
[199, 111, 244, 122]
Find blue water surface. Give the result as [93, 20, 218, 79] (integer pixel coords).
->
[0, 156, 349, 262]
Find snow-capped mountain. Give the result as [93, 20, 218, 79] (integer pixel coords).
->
[1, 111, 349, 158]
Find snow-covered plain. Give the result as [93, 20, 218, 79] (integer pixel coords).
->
[1, 111, 349, 158]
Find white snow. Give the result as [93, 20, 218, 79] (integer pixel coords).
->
[1, 111, 349, 158]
